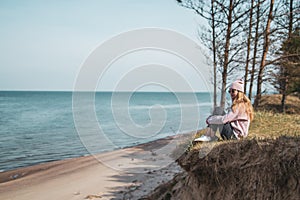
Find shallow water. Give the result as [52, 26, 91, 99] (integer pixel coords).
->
[0, 91, 212, 171]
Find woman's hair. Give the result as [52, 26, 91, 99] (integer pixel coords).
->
[232, 91, 254, 121]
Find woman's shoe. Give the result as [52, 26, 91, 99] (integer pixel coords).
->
[194, 135, 212, 142]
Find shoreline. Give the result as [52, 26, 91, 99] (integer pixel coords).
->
[0, 131, 194, 174]
[0, 132, 194, 200]
[0, 133, 192, 181]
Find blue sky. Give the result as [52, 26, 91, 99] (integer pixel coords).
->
[0, 0, 211, 91]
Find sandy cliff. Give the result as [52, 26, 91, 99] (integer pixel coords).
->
[147, 136, 300, 200]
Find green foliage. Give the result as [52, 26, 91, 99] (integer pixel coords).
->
[278, 28, 300, 94]
[283, 28, 300, 52]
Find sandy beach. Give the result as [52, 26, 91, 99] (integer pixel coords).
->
[0, 133, 193, 200]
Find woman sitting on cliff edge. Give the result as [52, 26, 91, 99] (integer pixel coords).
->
[195, 79, 254, 142]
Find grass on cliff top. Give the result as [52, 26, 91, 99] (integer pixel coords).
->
[245, 94, 300, 139]
[248, 111, 300, 139]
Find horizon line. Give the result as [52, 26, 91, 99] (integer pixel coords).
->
[0, 89, 212, 93]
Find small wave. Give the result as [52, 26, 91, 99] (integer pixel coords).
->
[128, 102, 212, 110]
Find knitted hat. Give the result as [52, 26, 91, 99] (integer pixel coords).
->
[230, 78, 244, 93]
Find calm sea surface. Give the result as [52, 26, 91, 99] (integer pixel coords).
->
[0, 91, 212, 172]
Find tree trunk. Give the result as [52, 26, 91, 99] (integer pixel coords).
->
[281, 0, 294, 113]
[249, 0, 261, 100]
[244, 0, 254, 95]
[288, 0, 293, 38]
[220, 0, 234, 109]
[211, 0, 217, 108]
[281, 75, 288, 113]
[254, 0, 274, 109]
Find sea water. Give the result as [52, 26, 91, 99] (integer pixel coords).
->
[0, 91, 213, 172]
